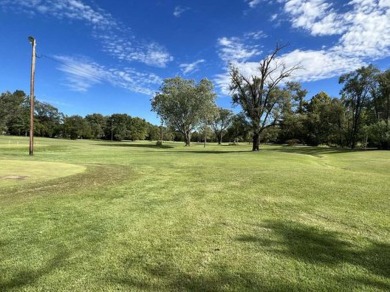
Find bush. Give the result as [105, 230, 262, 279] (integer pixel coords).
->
[365, 121, 390, 149]
[286, 139, 300, 146]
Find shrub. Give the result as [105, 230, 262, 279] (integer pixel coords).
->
[286, 139, 300, 146]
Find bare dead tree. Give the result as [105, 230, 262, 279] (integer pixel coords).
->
[230, 44, 300, 151]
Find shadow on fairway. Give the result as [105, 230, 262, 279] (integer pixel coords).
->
[0, 250, 70, 290]
[105, 219, 390, 290]
[237, 220, 390, 289]
[165, 150, 251, 154]
[98, 143, 174, 149]
[107, 261, 312, 291]
[264, 145, 381, 157]
[263, 146, 351, 156]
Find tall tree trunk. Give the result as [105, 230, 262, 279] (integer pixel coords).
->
[351, 107, 361, 150]
[252, 132, 260, 151]
[184, 130, 191, 146]
[218, 133, 222, 145]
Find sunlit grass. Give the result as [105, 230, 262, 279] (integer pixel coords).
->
[0, 136, 389, 291]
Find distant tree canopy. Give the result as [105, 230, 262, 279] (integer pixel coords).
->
[0, 90, 160, 142]
[1, 63, 389, 149]
[211, 108, 234, 145]
[151, 77, 217, 146]
[339, 65, 380, 149]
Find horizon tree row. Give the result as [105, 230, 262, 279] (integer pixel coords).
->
[1, 59, 389, 150]
[0, 89, 245, 144]
[0, 91, 161, 141]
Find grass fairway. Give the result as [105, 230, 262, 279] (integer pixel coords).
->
[0, 136, 389, 291]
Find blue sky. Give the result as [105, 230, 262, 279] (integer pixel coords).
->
[1, 0, 389, 125]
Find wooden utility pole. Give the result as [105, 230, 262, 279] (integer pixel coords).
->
[28, 36, 36, 156]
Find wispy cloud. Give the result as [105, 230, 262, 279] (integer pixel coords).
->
[0, 0, 117, 29]
[217, 33, 263, 63]
[179, 59, 205, 75]
[173, 6, 189, 17]
[54, 56, 108, 92]
[246, 0, 262, 8]
[0, 0, 173, 68]
[0, 0, 173, 94]
[54, 55, 162, 95]
[244, 31, 266, 40]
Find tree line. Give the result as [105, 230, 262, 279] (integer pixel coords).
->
[0, 89, 243, 144]
[1, 47, 389, 149]
[152, 46, 390, 150]
[0, 91, 162, 141]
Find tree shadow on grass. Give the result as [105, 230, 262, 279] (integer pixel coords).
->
[0, 250, 70, 290]
[264, 145, 382, 157]
[237, 220, 390, 289]
[107, 262, 309, 291]
[98, 143, 174, 149]
[262, 146, 352, 157]
[105, 220, 389, 291]
[166, 150, 251, 154]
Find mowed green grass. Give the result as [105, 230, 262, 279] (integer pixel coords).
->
[0, 136, 389, 291]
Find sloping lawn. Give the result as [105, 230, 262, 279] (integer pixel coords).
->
[0, 136, 389, 291]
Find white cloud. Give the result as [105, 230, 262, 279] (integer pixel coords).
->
[280, 0, 390, 58]
[54, 55, 162, 95]
[244, 31, 266, 40]
[270, 13, 278, 21]
[216, 0, 390, 94]
[246, 0, 262, 8]
[278, 49, 364, 82]
[173, 6, 189, 17]
[179, 59, 205, 75]
[125, 43, 174, 68]
[336, 0, 390, 59]
[282, 0, 345, 36]
[218, 36, 262, 62]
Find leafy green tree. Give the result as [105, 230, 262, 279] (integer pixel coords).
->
[199, 124, 214, 147]
[278, 82, 308, 143]
[63, 115, 91, 139]
[128, 117, 148, 140]
[211, 108, 234, 144]
[146, 123, 161, 141]
[376, 69, 390, 124]
[225, 113, 251, 143]
[367, 69, 390, 149]
[0, 90, 29, 135]
[339, 65, 379, 149]
[229, 44, 299, 151]
[365, 121, 390, 149]
[286, 82, 308, 115]
[85, 113, 106, 139]
[151, 77, 217, 146]
[303, 92, 345, 146]
[34, 101, 64, 137]
[105, 114, 130, 141]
